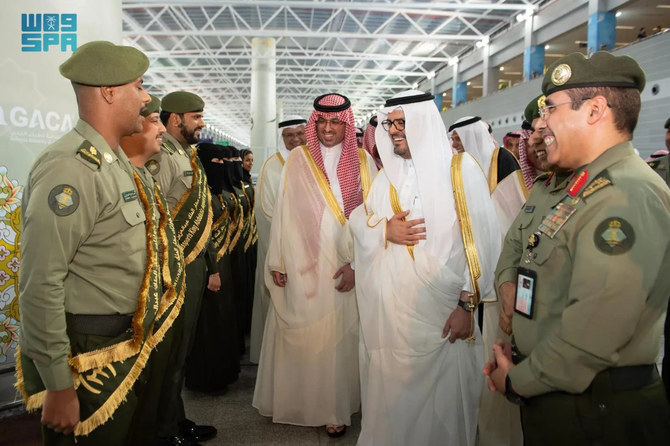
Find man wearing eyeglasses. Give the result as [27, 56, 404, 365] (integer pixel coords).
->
[349, 90, 501, 445]
[249, 116, 307, 364]
[485, 52, 670, 446]
[253, 93, 377, 438]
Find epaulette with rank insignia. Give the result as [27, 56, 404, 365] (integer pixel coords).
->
[582, 171, 612, 199]
[647, 160, 659, 169]
[534, 172, 551, 183]
[161, 141, 176, 155]
[76, 141, 102, 169]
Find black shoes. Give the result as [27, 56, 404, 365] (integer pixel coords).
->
[156, 436, 201, 446]
[179, 419, 218, 442]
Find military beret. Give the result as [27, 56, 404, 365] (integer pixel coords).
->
[161, 91, 205, 113]
[59, 40, 149, 86]
[141, 94, 161, 117]
[542, 52, 646, 96]
[665, 117, 670, 129]
[524, 95, 545, 122]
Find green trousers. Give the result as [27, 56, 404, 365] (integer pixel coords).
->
[521, 370, 670, 446]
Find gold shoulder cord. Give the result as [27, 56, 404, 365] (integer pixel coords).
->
[451, 153, 482, 340]
[389, 183, 415, 260]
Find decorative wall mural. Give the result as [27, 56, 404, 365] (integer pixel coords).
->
[0, 166, 22, 365]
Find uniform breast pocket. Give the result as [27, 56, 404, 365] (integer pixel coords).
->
[531, 239, 555, 266]
[121, 200, 146, 227]
[518, 212, 535, 230]
[180, 175, 192, 189]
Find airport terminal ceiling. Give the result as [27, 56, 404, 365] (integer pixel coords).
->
[122, 0, 670, 146]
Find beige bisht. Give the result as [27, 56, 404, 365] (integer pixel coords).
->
[253, 94, 376, 427]
[350, 91, 501, 446]
[249, 116, 305, 364]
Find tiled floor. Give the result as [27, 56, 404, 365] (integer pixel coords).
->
[0, 360, 362, 446]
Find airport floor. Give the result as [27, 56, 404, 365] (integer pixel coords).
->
[0, 353, 362, 446]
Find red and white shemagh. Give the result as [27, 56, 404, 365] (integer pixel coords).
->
[305, 94, 362, 218]
[363, 122, 382, 169]
[518, 128, 537, 190]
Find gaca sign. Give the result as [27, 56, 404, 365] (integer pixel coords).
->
[21, 13, 77, 52]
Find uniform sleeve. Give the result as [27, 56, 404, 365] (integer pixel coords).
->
[19, 159, 98, 391]
[148, 152, 182, 209]
[509, 187, 669, 396]
[495, 212, 525, 289]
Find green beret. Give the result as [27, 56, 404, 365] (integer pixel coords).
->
[665, 118, 670, 129]
[542, 51, 645, 96]
[524, 95, 545, 122]
[161, 91, 205, 113]
[141, 94, 161, 117]
[59, 40, 149, 86]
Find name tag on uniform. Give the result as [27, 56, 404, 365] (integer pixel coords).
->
[538, 202, 576, 238]
[122, 190, 138, 202]
[515, 267, 536, 319]
[184, 170, 193, 177]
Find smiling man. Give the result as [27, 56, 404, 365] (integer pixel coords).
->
[253, 93, 376, 438]
[485, 52, 670, 446]
[144, 91, 216, 445]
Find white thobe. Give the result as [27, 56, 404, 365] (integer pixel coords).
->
[253, 145, 376, 427]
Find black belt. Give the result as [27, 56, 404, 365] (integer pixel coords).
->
[603, 364, 659, 392]
[66, 313, 133, 337]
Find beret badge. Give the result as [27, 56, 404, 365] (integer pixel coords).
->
[551, 64, 572, 86]
[537, 95, 546, 109]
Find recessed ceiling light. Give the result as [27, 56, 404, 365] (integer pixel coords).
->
[467, 81, 472, 86]
[615, 11, 622, 17]
[544, 44, 550, 50]
[499, 66, 504, 71]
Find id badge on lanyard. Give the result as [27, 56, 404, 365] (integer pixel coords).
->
[515, 267, 537, 319]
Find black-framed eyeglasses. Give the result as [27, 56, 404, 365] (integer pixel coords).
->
[381, 119, 405, 131]
[539, 98, 592, 119]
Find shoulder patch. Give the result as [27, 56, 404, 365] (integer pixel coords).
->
[582, 172, 612, 199]
[145, 159, 161, 175]
[76, 141, 101, 169]
[161, 142, 176, 155]
[594, 217, 635, 255]
[48, 184, 80, 216]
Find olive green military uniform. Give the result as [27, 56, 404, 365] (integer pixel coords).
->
[648, 153, 670, 401]
[145, 130, 209, 438]
[505, 142, 670, 445]
[19, 120, 149, 445]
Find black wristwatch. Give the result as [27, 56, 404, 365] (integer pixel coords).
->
[504, 375, 526, 406]
[457, 299, 476, 312]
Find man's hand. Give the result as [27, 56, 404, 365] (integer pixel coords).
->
[333, 264, 355, 292]
[386, 210, 426, 246]
[483, 340, 514, 393]
[207, 272, 221, 292]
[42, 387, 79, 434]
[498, 281, 516, 335]
[272, 271, 287, 287]
[442, 290, 474, 342]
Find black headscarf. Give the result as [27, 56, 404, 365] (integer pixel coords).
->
[227, 146, 244, 186]
[196, 142, 227, 194]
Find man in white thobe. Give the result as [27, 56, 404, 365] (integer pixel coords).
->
[253, 94, 377, 437]
[249, 116, 306, 364]
[349, 90, 501, 446]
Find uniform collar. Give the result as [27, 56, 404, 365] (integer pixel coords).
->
[163, 131, 193, 155]
[565, 141, 634, 197]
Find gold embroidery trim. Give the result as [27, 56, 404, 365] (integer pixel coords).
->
[488, 148, 499, 194]
[389, 183, 414, 260]
[515, 169, 530, 199]
[301, 146, 346, 226]
[451, 153, 481, 304]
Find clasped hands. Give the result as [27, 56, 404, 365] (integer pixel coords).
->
[272, 263, 355, 292]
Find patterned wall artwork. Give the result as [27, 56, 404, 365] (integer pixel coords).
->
[0, 166, 22, 367]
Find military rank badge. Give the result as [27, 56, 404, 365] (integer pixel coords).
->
[48, 184, 80, 216]
[594, 217, 635, 255]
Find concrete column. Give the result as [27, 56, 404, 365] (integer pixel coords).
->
[454, 82, 467, 107]
[523, 45, 545, 81]
[588, 11, 616, 54]
[523, 13, 545, 81]
[250, 37, 276, 173]
[482, 44, 498, 96]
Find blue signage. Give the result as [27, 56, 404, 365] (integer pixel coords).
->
[21, 13, 77, 52]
